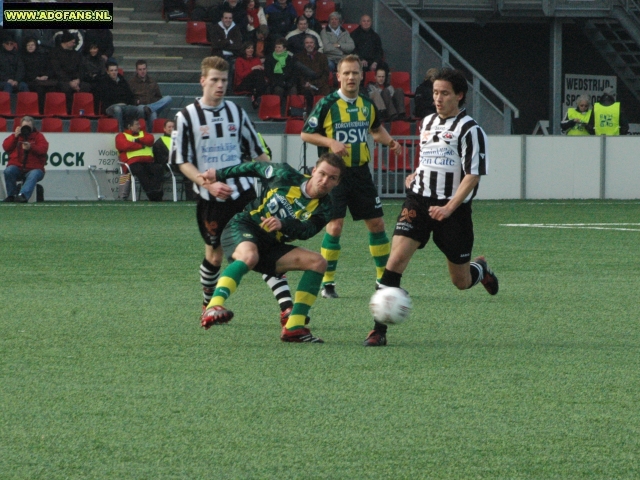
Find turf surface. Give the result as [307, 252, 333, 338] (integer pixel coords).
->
[1, 200, 639, 478]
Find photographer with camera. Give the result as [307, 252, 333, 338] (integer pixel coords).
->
[3, 116, 49, 203]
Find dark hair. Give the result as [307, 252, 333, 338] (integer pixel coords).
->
[125, 116, 139, 128]
[432, 67, 468, 106]
[303, 2, 315, 11]
[241, 41, 255, 57]
[106, 60, 119, 70]
[244, 0, 261, 7]
[274, 37, 287, 48]
[316, 152, 346, 179]
[296, 15, 308, 25]
[135, 59, 147, 68]
[164, 119, 175, 127]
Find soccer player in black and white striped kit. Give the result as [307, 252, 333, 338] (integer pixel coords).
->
[171, 56, 293, 324]
[364, 68, 499, 347]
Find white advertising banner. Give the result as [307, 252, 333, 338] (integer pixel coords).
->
[564, 74, 617, 115]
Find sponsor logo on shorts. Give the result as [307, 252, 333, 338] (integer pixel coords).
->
[398, 208, 417, 223]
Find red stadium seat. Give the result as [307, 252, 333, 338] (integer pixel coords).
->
[286, 95, 306, 118]
[312, 95, 324, 107]
[390, 120, 412, 136]
[152, 118, 168, 133]
[285, 118, 304, 134]
[138, 118, 147, 131]
[343, 23, 358, 34]
[43, 92, 70, 117]
[291, 0, 306, 16]
[71, 92, 101, 118]
[186, 21, 211, 45]
[16, 92, 41, 117]
[390, 71, 413, 96]
[364, 70, 376, 86]
[315, 0, 335, 23]
[40, 117, 64, 132]
[258, 95, 286, 121]
[0, 92, 13, 118]
[97, 117, 119, 133]
[0, 117, 7, 131]
[69, 117, 92, 133]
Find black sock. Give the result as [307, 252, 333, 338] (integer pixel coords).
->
[380, 269, 402, 288]
[469, 261, 483, 288]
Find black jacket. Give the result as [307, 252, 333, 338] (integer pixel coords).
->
[97, 74, 136, 110]
[351, 27, 384, 65]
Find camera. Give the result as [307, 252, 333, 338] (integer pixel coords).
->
[19, 124, 32, 139]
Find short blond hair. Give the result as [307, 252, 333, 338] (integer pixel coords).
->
[337, 54, 362, 72]
[201, 56, 229, 78]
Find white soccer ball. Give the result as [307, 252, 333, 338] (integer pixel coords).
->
[369, 287, 412, 325]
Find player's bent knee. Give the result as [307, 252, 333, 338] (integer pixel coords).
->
[307, 254, 327, 273]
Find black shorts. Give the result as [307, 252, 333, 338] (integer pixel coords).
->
[196, 189, 256, 248]
[393, 193, 474, 265]
[329, 164, 383, 221]
[221, 214, 296, 276]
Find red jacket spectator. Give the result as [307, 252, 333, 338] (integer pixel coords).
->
[3, 125, 49, 172]
[115, 128, 155, 166]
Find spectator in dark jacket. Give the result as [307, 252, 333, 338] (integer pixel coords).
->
[350, 14, 387, 73]
[0, 35, 28, 94]
[49, 30, 91, 111]
[303, 3, 322, 34]
[97, 61, 148, 132]
[2, 116, 49, 203]
[21, 37, 56, 113]
[212, 0, 249, 39]
[84, 29, 115, 62]
[265, 0, 297, 41]
[413, 67, 438, 119]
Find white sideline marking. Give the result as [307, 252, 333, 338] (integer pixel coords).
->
[502, 223, 640, 232]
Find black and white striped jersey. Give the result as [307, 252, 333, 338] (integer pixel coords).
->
[411, 109, 488, 202]
[170, 98, 265, 201]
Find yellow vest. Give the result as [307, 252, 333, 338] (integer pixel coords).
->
[566, 108, 591, 136]
[593, 103, 620, 136]
[160, 135, 172, 150]
[123, 132, 153, 159]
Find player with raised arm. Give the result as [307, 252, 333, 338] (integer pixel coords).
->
[301, 54, 402, 299]
[363, 67, 499, 347]
[170, 56, 294, 323]
[199, 154, 346, 343]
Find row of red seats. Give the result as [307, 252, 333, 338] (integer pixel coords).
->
[0, 116, 169, 133]
[0, 91, 98, 119]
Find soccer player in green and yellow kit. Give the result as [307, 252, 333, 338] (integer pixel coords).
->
[301, 54, 402, 299]
[200, 153, 346, 343]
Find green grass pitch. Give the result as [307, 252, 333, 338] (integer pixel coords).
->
[1, 200, 639, 478]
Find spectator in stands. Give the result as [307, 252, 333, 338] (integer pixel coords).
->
[320, 12, 355, 72]
[116, 116, 164, 202]
[50, 30, 92, 112]
[587, 87, 629, 136]
[2, 116, 48, 203]
[21, 29, 57, 53]
[234, 41, 267, 108]
[21, 37, 56, 114]
[286, 15, 323, 55]
[81, 42, 107, 98]
[561, 95, 592, 136]
[265, 0, 297, 42]
[97, 61, 148, 132]
[245, 0, 267, 36]
[84, 29, 115, 63]
[0, 34, 28, 94]
[367, 68, 405, 121]
[53, 29, 85, 52]
[265, 37, 297, 94]
[152, 119, 174, 167]
[213, 0, 249, 38]
[208, 10, 244, 92]
[294, 35, 330, 111]
[351, 14, 387, 73]
[252, 24, 270, 59]
[129, 60, 173, 131]
[413, 67, 437, 119]
[303, 3, 322, 34]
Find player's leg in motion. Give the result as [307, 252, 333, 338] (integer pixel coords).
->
[200, 258, 220, 311]
[278, 248, 325, 343]
[200, 260, 249, 329]
[368, 228, 390, 286]
[262, 274, 294, 324]
[320, 231, 341, 297]
[452, 257, 499, 295]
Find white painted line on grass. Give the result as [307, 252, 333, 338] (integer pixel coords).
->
[502, 223, 640, 232]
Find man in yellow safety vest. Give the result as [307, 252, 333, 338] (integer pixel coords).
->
[561, 95, 592, 136]
[587, 87, 629, 136]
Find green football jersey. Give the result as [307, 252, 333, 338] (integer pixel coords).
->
[216, 162, 333, 243]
